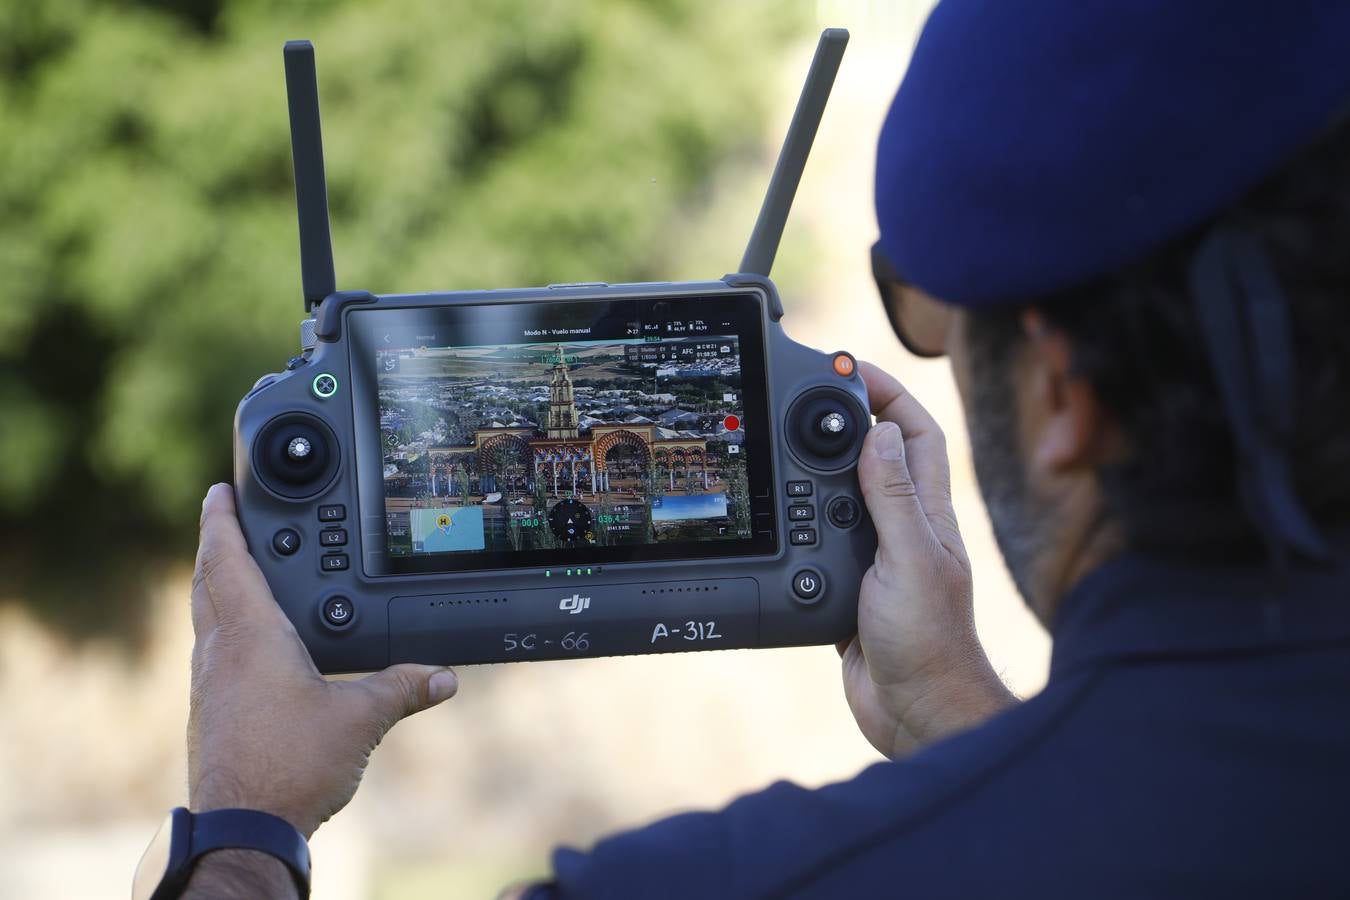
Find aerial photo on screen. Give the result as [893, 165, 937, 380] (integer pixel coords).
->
[377, 337, 753, 555]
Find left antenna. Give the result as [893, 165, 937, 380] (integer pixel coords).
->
[284, 40, 337, 310]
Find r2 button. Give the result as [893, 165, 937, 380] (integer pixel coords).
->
[792, 569, 823, 604]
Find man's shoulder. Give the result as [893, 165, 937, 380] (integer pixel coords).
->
[550, 670, 1104, 899]
[550, 646, 1350, 898]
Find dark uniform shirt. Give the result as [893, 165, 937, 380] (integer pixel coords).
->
[531, 545, 1350, 897]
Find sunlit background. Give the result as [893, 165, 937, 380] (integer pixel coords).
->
[0, 1, 1049, 897]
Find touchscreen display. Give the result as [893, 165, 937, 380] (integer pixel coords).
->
[349, 293, 776, 574]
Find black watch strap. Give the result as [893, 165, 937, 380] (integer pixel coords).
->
[154, 809, 309, 900]
[138, 806, 312, 900]
[189, 808, 311, 898]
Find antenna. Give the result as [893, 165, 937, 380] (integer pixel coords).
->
[739, 28, 848, 278]
[283, 40, 337, 310]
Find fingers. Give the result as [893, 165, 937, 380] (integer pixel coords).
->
[858, 361, 963, 557]
[858, 421, 934, 564]
[191, 483, 287, 637]
[859, 361, 952, 501]
[355, 664, 458, 734]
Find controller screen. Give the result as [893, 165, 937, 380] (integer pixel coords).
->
[349, 293, 776, 574]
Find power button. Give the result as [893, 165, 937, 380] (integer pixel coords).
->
[322, 595, 355, 629]
[792, 569, 823, 604]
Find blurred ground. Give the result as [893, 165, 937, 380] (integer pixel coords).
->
[0, 4, 1049, 897]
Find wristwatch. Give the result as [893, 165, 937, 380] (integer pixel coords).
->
[132, 807, 311, 900]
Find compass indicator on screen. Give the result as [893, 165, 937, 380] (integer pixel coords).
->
[548, 499, 594, 544]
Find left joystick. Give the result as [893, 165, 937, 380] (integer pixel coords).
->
[253, 413, 340, 499]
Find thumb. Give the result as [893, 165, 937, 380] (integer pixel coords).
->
[858, 421, 934, 564]
[192, 483, 287, 636]
[354, 664, 459, 734]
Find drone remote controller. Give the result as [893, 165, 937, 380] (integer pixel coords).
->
[234, 29, 875, 672]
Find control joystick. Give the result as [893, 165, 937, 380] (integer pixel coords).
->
[786, 387, 867, 471]
[253, 413, 340, 499]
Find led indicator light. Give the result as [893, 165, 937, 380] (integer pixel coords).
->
[311, 372, 339, 399]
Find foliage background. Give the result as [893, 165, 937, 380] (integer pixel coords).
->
[0, 0, 802, 629]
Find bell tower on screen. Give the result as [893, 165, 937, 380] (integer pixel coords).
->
[547, 345, 580, 439]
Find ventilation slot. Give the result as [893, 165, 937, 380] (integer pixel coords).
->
[428, 596, 510, 609]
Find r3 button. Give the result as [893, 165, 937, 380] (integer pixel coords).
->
[792, 569, 824, 604]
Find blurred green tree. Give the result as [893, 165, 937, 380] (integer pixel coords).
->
[0, 0, 803, 630]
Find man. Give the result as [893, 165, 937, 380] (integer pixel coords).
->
[158, 1, 1350, 897]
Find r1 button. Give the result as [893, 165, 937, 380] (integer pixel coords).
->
[792, 569, 823, 604]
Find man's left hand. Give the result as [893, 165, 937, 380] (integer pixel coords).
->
[188, 483, 459, 839]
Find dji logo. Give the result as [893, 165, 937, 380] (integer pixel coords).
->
[559, 593, 591, 615]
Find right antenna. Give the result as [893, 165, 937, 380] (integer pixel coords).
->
[283, 40, 337, 310]
[739, 28, 849, 278]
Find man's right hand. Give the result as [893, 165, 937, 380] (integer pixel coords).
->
[840, 362, 1016, 759]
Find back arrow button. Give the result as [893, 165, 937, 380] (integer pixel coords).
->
[272, 528, 301, 556]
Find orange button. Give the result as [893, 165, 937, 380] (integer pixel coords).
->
[832, 352, 856, 377]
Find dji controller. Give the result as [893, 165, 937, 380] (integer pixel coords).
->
[234, 30, 876, 672]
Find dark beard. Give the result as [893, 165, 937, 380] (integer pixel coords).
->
[965, 329, 1048, 608]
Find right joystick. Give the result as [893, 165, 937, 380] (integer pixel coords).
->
[786, 387, 867, 472]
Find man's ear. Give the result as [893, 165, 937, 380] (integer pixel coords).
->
[1021, 309, 1111, 474]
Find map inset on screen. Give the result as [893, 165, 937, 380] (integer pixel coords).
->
[409, 507, 486, 553]
[376, 336, 752, 556]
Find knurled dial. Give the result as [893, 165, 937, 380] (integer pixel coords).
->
[287, 436, 313, 460]
[785, 387, 866, 472]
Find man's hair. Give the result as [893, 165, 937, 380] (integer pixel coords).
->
[966, 115, 1350, 554]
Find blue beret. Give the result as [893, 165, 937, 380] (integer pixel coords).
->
[875, 0, 1350, 308]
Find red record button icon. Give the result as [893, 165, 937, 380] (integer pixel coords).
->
[724, 414, 741, 432]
